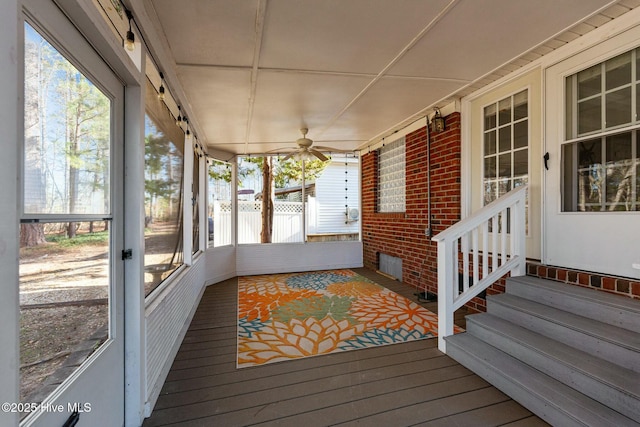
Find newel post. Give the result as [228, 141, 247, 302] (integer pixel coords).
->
[437, 239, 455, 353]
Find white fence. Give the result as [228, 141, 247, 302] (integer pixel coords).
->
[213, 200, 304, 244]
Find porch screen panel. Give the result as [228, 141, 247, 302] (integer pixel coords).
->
[192, 146, 200, 254]
[144, 78, 185, 296]
[208, 159, 233, 247]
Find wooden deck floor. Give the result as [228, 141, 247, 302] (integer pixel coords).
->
[143, 268, 548, 427]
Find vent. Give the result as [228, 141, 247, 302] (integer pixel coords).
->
[379, 253, 402, 281]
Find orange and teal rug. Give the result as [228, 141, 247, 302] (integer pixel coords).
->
[237, 269, 454, 368]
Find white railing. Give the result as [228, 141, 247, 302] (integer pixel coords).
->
[431, 185, 528, 353]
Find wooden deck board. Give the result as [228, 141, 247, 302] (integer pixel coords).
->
[417, 400, 541, 427]
[143, 269, 547, 427]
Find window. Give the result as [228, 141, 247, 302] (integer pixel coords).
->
[563, 48, 640, 211]
[144, 78, 185, 296]
[208, 159, 233, 247]
[377, 136, 405, 212]
[483, 90, 529, 206]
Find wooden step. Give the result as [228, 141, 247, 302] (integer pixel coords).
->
[445, 333, 639, 427]
[466, 313, 640, 422]
[487, 293, 640, 373]
[506, 276, 640, 333]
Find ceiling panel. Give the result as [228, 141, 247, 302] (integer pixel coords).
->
[259, 0, 451, 74]
[390, 0, 615, 80]
[151, 0, 259, 66]
[248, 70, 372, 144]
[177, 66, 251, 144]
[324, 77, 464, 142]
[144, 0, 630, 156]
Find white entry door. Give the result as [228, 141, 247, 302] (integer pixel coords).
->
[20, 1, 125, 425]
[543, 26, 640, 280]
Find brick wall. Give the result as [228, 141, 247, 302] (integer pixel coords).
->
[362, 112, 462, 296]
[362, 111, 640, 313]
[527, 262, 640, 301]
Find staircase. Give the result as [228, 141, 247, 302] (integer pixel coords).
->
[445, 275, 640, 427]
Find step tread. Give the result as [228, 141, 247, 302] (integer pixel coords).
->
[489, 293, 640, 352]
[445, 333, 638, 427]
[466, 313, 640, 398]
[508, 276, 640, 314]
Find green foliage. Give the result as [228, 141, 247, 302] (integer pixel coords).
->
[46, 230, 109, 247]
[273, 157, 327, 188]
[208, 159, 232, 182]
[237, 155, 328, 189]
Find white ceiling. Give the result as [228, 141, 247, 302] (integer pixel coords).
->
[142, 0, 626, 157]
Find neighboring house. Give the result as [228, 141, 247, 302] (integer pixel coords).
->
[308, 156, 360, 238]
[1, 1, 639, 427]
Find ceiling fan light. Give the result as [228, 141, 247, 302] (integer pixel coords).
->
[293, 150, 314, 162]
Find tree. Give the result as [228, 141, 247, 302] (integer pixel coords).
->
[20, 224, 47, 248]
[145, 132, 175, 222]
[208, 160, 232, 182]
[273, 158, 327, 189]
[58, 60, 110, 238]
[21, 28, 53, 246]
[23, 26, 111, 240]
[237, 155, 328, 242]
[260, 157, 273, 243]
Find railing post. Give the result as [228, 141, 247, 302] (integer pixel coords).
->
[437, 239, 455, 353]
[511, 192, 526, 277]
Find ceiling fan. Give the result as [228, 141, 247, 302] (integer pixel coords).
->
[271, 128, 350, 162]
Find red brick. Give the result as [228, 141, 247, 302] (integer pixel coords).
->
[602, 277, 616, 291]
[578, 273, 590, 286]
[557, 269, 567, 282]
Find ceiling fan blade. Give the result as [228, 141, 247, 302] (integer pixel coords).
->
[313, 145, 354, 153]
[265, 147, 296, 154]
[282, 152, 294, 161]
[309, 149, 328, 162]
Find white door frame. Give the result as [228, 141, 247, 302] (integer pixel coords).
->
[19, 1, 126, 425]
[543, 22, 640, 280]
[462, 67, 543, 261]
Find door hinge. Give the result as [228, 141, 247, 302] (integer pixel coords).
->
[122, 249, 133, 260]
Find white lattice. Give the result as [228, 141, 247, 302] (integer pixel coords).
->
[274, 202, 303, 213]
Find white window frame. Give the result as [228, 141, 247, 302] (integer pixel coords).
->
[482, 89, 530, 206]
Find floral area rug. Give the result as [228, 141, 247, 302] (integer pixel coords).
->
[237, 269, 452, 368]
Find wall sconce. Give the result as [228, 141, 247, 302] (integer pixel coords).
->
[431, 109, 445, 133]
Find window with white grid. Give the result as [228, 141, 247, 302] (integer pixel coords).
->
[562, 48, 640, 212]
[378, 136, 405, 212]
